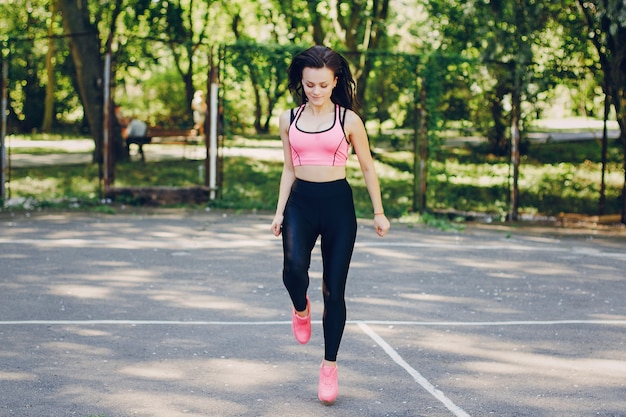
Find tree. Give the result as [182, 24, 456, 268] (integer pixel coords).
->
[56, 0, 216, 163]
[328, 0, 391, 114]
[0, 1, 49, 133]
[222, 42, 299, 134]
[42, 1, 57, 133]
[57, 0, 105, 163]
[225, 0, 402, 130]
[576, 0, 626, 223]
[130, 0, 216, 117]
[425, 0, 573, 220]
[225, 2, 307, 134]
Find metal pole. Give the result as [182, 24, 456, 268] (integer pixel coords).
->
[206, 48, 219, 201]
[102, 51, 112, 191]
[204, 56, 211, 189]
[209, 66, 218, 201]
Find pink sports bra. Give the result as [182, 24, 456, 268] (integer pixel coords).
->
[288, 104, 349, 167]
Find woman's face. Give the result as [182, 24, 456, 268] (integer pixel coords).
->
[302, 66, 337, 106]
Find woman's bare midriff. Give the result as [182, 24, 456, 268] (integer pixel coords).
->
[295, 166, 346, 183]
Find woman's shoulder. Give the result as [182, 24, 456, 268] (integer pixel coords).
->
[279, 108, 294, 122]
[281, 105, 305, 115]
[279, 106, 301, 130]
[284, 105, 306, 124]
[340, 107, 364, 126]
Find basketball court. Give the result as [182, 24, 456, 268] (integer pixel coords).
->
[1, 211, 625, 417]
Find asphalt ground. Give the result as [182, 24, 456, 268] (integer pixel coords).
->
[1, 210, 625, 417]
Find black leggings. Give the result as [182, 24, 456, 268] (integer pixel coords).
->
[282, 178, 357, 362]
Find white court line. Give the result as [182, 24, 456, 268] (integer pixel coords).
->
[357, 321, 472, 417]
[354, 319, 626, 326]
[2, 318, 623, 416]
[0, 320, 290, 325]
[0, 319, 625, 326]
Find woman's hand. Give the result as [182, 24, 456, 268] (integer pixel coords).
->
[374, 214, 390, 237]
[271, 214, 284, 237]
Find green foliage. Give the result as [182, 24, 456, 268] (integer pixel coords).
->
[0, 0, 616, 151]
[422, 0, 604, 156]
[2, 0, 625, 219]
[6, 137, 621, 219]
[115, 159, 206, 188]
[525, 139, 623, 165]
[6, 163, 101, 210]
[116, 66, 191, 127]
[213, 156, 282, 210]
[1, 2, 49, 132]
[417, 212, 466, 231]
[359, 52, 420, 131]
[111, 0, 218, 130]
[221, 42, 304, 134]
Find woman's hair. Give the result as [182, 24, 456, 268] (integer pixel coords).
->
[288, 45, 358, 111]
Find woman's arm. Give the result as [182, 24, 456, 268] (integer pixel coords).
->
[271, 110, 297, 237]
[345, 110, 390, 237]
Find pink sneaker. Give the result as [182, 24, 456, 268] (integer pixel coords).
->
[291, 296, 311, 344]
[318, 363, 338, 405]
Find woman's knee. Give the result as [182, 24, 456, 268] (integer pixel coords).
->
[283, 259, 310, 288]
[284, 254, 309, 276]
[323, 283, 346, 307]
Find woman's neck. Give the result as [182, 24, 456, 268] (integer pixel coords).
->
[306, 101, 335, 116]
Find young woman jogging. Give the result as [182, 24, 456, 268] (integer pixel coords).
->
[271, 45, 390, 405]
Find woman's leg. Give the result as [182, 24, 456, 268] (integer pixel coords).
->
[282, 195, 319, 312]
[319, 185, 357, 362]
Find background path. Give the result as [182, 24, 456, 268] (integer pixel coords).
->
[5, 117, 621, 168]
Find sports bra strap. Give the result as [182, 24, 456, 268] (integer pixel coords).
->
[291, 104, 349, 126]
[290, 104, 305, 125]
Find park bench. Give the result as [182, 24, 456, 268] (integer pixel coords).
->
[126, 127, 202, 161]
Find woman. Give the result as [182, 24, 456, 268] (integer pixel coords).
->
[271, 45, 390, 405]
[191, 90, 207, 134]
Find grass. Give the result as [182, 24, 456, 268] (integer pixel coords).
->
[1, 135, 624, 223]
[377, 138, 624, 219]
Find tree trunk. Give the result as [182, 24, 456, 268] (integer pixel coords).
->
[57, 0, 104, 164]
[488, 82, 509, 155]
[613, 92, 626, 223]
[249, 66, 263, 134]
[609, 32, 626, 224]
[577, 0, 626, 224]
[335, 0, 389, 116]
[509, 90, 521, 222]
[610, 57, 626, 224]
[41, 1, 56, 133]
[413, 77, 427, 213]
[621, 137, 626, 224]
[307, 0, 325, 45]
[599, 83, 609, 215]
[105, 0, 127, 164]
